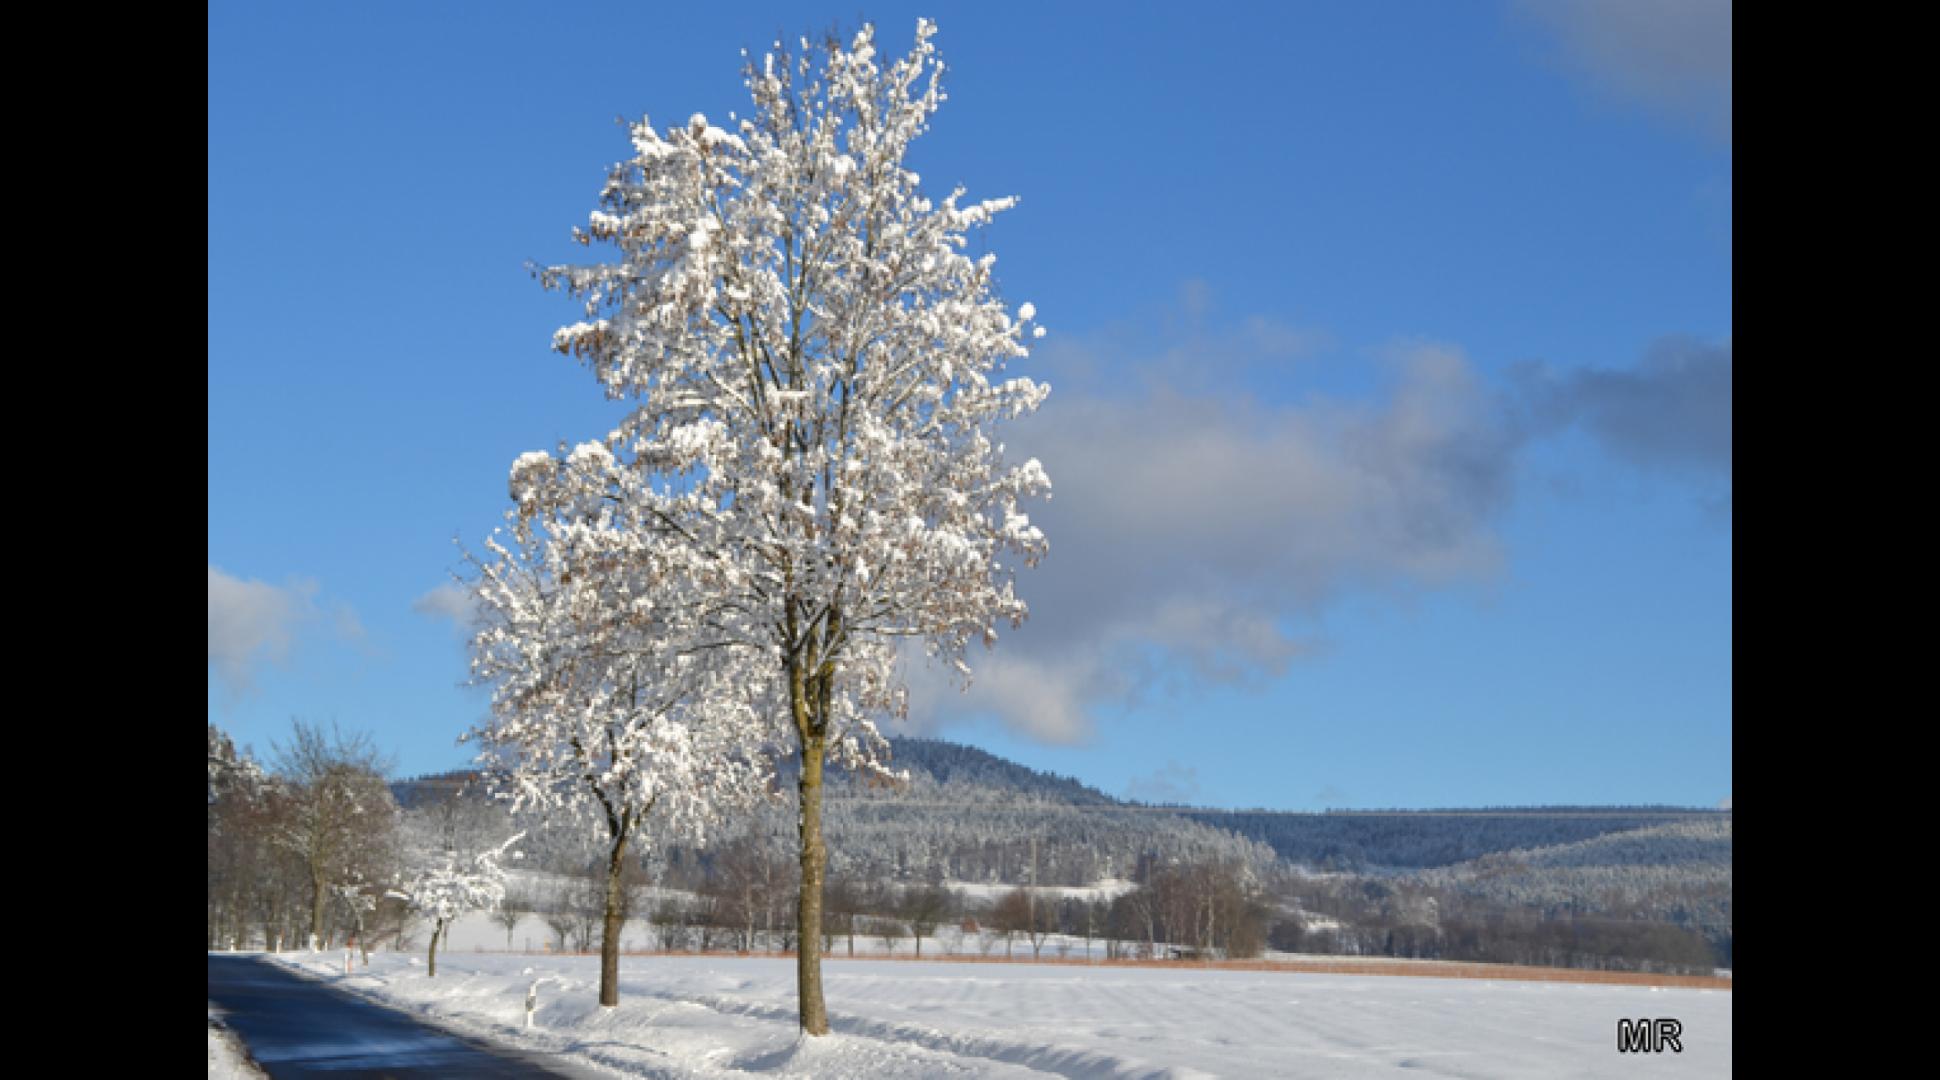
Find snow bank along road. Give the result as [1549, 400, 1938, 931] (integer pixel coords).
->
[207, 953, 606, 1077]
[264, 950, 1731, 1078]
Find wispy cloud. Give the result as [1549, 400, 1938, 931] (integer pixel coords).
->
[412, 581, 484, 633]
[1125, 761, 1202, 805]
[1514, 335, 1732, 513]
[904, 290, 1730, 747]
[208, 565, 368, 700]
[208, 566, 318, 699]
[1515, 0, 1733, 145]
[1312, 784, 1354, 810]
[905, 308, 1521, 745]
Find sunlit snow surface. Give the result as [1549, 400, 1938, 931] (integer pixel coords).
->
[267, 949, 1729, 1078]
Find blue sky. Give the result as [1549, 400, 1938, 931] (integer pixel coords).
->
[208, 1, 1730, 811]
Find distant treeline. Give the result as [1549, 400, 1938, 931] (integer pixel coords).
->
[377, 735, 1731, 975]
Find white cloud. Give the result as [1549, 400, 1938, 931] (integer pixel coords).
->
[412, 581, 483, 631]
[208, 566, 319, 698]
[208, 565, 369, 698]
[903, 308, 1520, 746]
[906, 648, 1098, 746]
[912, 297, 1725, 750]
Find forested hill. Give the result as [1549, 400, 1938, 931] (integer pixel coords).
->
[389, 742, 1729, 885]
[392, 737, 1118, 809]
[231, 728, 1734, 973]
[389, 769, 482, 809]
[786, 736, 1268, 885]
[1180, 806, 1732, 872]
[842, 737, 1123, 806]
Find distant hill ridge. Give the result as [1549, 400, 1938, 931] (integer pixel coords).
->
[849, 736, 1124, 806]
[392, 738, 1725, 877]
[388, 738, 1727, 822]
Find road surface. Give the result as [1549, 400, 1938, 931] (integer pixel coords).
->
[207, 953, 605, 1078]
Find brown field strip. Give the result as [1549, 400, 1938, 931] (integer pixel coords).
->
[489, 947, 1732, 991]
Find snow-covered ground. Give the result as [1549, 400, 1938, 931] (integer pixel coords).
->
[207, 1007, 268, 1079]
[943, 878, 1141, 905]
[266, 946, 1731, 1078]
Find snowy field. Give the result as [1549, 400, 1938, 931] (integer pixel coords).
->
[265, 945, 1731, 1078]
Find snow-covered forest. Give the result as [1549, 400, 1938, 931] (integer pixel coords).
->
[209, 722, 1731, 975]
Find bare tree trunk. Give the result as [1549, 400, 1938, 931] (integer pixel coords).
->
[796, 733, 829, 1034]
[1195, 888, 1210, 957]
[763, 870, 775, 954]
[600, 829, 631, 1007]
[428, 919, 445, 977]
[310, 873, 327, 950]
[1028, 838, 1037, 960]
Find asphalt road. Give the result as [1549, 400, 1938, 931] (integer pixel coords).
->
[207, 954, 604, 1078]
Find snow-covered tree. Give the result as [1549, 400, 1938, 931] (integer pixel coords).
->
[208, 723, 265, 807]
[391, 832, 522, 977]
[462, 501, 772, 1006]
[527, 19, 1050, 1033]
[332, 882, 379, 964]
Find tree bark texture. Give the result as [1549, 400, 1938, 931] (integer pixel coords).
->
[600, 830, 631, 1007]
[795, 734, 829, 1035]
